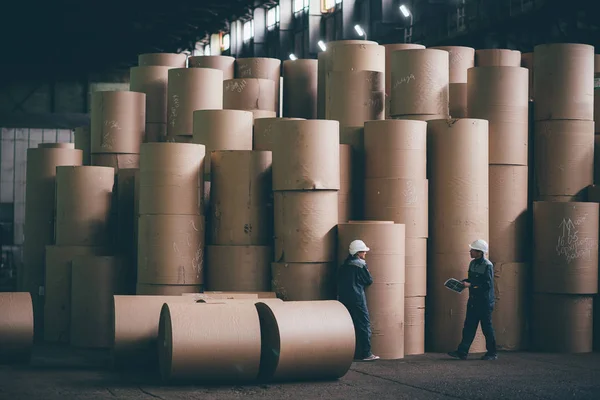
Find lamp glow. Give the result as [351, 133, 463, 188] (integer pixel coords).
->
[399, 5, 411, 18]
[318, 40, 327, 51]
[289, 53, 298, 60]
[354, 24, 365, 37]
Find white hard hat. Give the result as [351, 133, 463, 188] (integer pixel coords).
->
[349, 240, 370, 255]
[469, 239, 489, 253]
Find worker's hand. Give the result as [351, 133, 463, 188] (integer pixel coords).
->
[462, 281, 471, 288]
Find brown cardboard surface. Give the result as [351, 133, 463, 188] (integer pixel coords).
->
[38, 143, 74, 149]
[255, 300, 355, 381]
[137, 214, 205, 285]
[533, 201, 599, 294]
[138, 53, 187, 68]
[366, 283, 405, 359]
[209, 151, 272, 245]
[188, 55, 235, 80]
[392, 114, 450, 121]
[44, 245, 110, 343]
[236, 57, 282, 115]
[406, 238, 427, 297]
[467, 67, 529, 165]
[130, 66, 172, 123]
[74, 126, 91, 165]
[251, 110, 277, 121]
[90, 91, 146, 154]
[431, 46, 475, 83]
[223, 78, 276, 112]
[404, 296, 425, 355]
[91, 153, 140, 174]
[364, 119, 427, 180]
[0, 292, 33, 363]
[493, 262, 529, 351]
[71, 256, 129, 348]
[22, 147, 82, 337]
[283, 59, 318, 119]
[390, 49, 449, 116]
[384, 44, 426, 94]
[139, 143, 205, 215]
[449, 83, 468, 118]
[55, 166, 115, 247]
[271, 119, 340, 191]
[329, 42, 385, 73]
[534, 120, 594, 197]
[167, 68, 224, 136]
[192, 110, 253, 175]
[364, 178, 428, 238]
[534, 43, 595, 121]
[271, 262, 336, 301]
[489, 165, 529, 263]
[325, 70, 385, 127]
[428, 119, 489, 253]
[531, 294, 593, 353]
[206, 245, 271, 292]
[136, 284, 202, 295]
[116, 169, 138, 258]
[184, 291, 277, 299]
[253, 117, 304, 151]
[158, 303, 261, 383]
[475, 49, 521, 67]
[273, 191, 338, 263]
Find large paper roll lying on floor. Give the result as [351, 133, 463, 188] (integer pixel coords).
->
[256, 300, 355, 382]
[0, 292, 33, 364]
[158, 302, 262, 383]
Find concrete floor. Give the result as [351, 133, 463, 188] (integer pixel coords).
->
[1, 345, 599, 400]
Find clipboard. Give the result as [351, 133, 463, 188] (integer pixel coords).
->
[444, 278, 466, 293]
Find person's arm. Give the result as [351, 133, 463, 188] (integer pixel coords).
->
[476, 263, 493, 291]
[357, 266, 373, 286]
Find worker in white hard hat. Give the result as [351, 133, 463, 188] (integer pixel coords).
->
[448, 239, 498, 361]
[337, 239, 380, 361]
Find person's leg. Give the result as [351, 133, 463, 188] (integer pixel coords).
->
[456, 302, 480, 356]
[353, 303, 373, 358]
[480, 306, 498, 359]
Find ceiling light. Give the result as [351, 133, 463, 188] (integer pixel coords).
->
[354, 25, 365, 37]
[399, 5, 411, 18]
[289, 54, 298, 61]
[318, 40, 327, 51]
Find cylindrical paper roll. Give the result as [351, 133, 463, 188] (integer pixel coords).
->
[167, 68, 224, 136]
[74, 126, 91, 165]
[475, 49, 522, 67]
[533, 202, 599, 294]
[130, 66, 172, 123]
[406, 238, 427, 297]
[271, 119, 340, 191]
[137, 214, 205, 285]
[384, 44, 426, 94]
[139, 143, 205, 215]
[521, 52, 534, 101]
[282, 59, 318, 119]
[534, 43, 595, 121]
[489, 165, 528, 262]
[136, 283, 202, 295]
[0, 292, 33, 363]
[531, 294, 593, 353]
[449, 83, 468, 118]
[364, 119, 427, 180]
[366, 283, 406, 359]
[329, 43, 385, 73]
[467, 67, 529, 165]
[116, 169, 138, 257]
[271, 262, 336, 301]
[223, 78, 276, 112]
[273, 191, 338, 263]
[205, 246, 271, 292]
[158, 302, 261, 382]
[236, 57, 282, 115]
[71, 256, 128, 348]
[38, 143, 74, 149]
[431, 46, 475, 83]
[326, 70, 385, 127]
[253, 117, 304, 151]
[390, 49, 449, 116]
[55, 166, 115, 247]
[256, 300, 355, 381]
[428, 119, 489, 252]
[138, 53, 187, 68]
[404, 296, 425, 355]
[91, 91, 146, 154]
[91, 153, 140, 174]
[534, 120, 594, 197]
[209, 151, 272, 245]
[188, 55, 235, 80]
[493, 262, 528, 351]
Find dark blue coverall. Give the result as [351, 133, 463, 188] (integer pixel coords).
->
[337, 255, 374, 359]
[457, 257, 497, 356]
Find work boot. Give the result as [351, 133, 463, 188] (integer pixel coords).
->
[362, 354, 380, 361]
[447, 351, 467, 360]
[481, 353, 498, 360]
